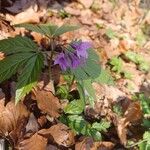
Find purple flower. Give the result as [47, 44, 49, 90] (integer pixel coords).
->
[54, 52, 69, 71]
[54, 41, 92, 71]
[68, 53, 81, 69]
[71, 41, 92, 58]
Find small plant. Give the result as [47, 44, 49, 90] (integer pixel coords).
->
[109, 56, 132, 79]
[0, 23, 113, 105]
[125, 51, 150, 72]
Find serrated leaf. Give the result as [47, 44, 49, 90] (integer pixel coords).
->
[94, 69, 114, 85]
[15, 23, 80, 37]
[110, 56, 123, 73]
[15, 23, 58, 37]
[64, 99, 84, 115]
[89, 128, 102, 141]
[0, 52, 35, 83]
[92, 120, 110, 132]
[15, 52, 44, 103]
[53, 24, 80, 37]
[67, 115, 89, 135]
[71, 49, 101, 80]
[0, 36, 37, 54]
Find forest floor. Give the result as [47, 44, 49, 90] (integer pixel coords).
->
[0, 0, 150, 149]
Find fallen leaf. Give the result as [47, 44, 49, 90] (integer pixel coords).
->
[17, 132, 47, 150]
[6, 5, 45, 24]
[39, 123, 75, 147]
[75, 137, 114, 150]
[77, 0, 94, 8]
[25, 113, 39, 133]
[116, 102, 142, 145]
[0, 99, 29, 136]
[32, 89, 62, 118]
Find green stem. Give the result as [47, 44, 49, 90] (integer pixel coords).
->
[48, 38, 55, 80]
[68, 75, 75, 91]
[125, 139, 147, 148]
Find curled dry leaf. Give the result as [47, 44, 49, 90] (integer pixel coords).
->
[32, 89, 62, 118]
[0, 98, 29, 136]
[17, 132, 47, 150]
[116, 102, 142, 145]
[6, 4, 45, 25]
[39, 123, 75, 147]
[75, 137, 114, 150]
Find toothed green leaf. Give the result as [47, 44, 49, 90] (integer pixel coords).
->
[0, 36, 37, 54]
[15, 52, 44, 103]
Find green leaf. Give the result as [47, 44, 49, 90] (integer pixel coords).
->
[15, 23, 58, 37]
[139, 62, 150, 72]
[71, 49, 101, 80]
[53, 24, 80, 37]
[83, 79, 96, 107]
[15, 23, 80, 37]
[109, 56, 123, 73]
[0, 52, 35, 83]
[64, 99, 84, 115]
[0, 36, 38, 54]
[135, 31, 146, 46]
[15, 52, 44, 103]
[56, 85, 69, 99]
[67, 115, 90, 135]
[91, 120, 110, 132]
[89, 129, 102, 141]
[77, 81, 86, 104]
[139, 94, 150, 115]
[105, 28, 117, 39]
[94, 69, 114, 85]
[125, 51, 144, 64]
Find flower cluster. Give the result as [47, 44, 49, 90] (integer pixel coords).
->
[54, 41, 92, 71]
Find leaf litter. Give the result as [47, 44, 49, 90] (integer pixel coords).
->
[0, 0, 150, 149]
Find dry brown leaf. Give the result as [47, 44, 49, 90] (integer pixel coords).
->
[25, 113, 39, 133]
[0, 99, 29, 136]
[75, 137, 114, 150]
[32, 89, 61, 118]
[77, 0, 94, 8]
[39, 123, 75, 147]
[116, 102, 142, 145]
[17, 132, 47, 150]
[6, 5, 45, 24]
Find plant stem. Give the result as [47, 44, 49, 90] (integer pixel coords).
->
[48, 37, 55, 81]
[68, 75, 75, 92]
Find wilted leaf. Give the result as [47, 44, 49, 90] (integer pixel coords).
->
[39, 123, 75, 147]
[17, 132, 47, 150]
[75, 137, 114, 150]
[117, 102, 142, 145]
[0, 99, 29, 136]
[32, 89, 61, 118]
